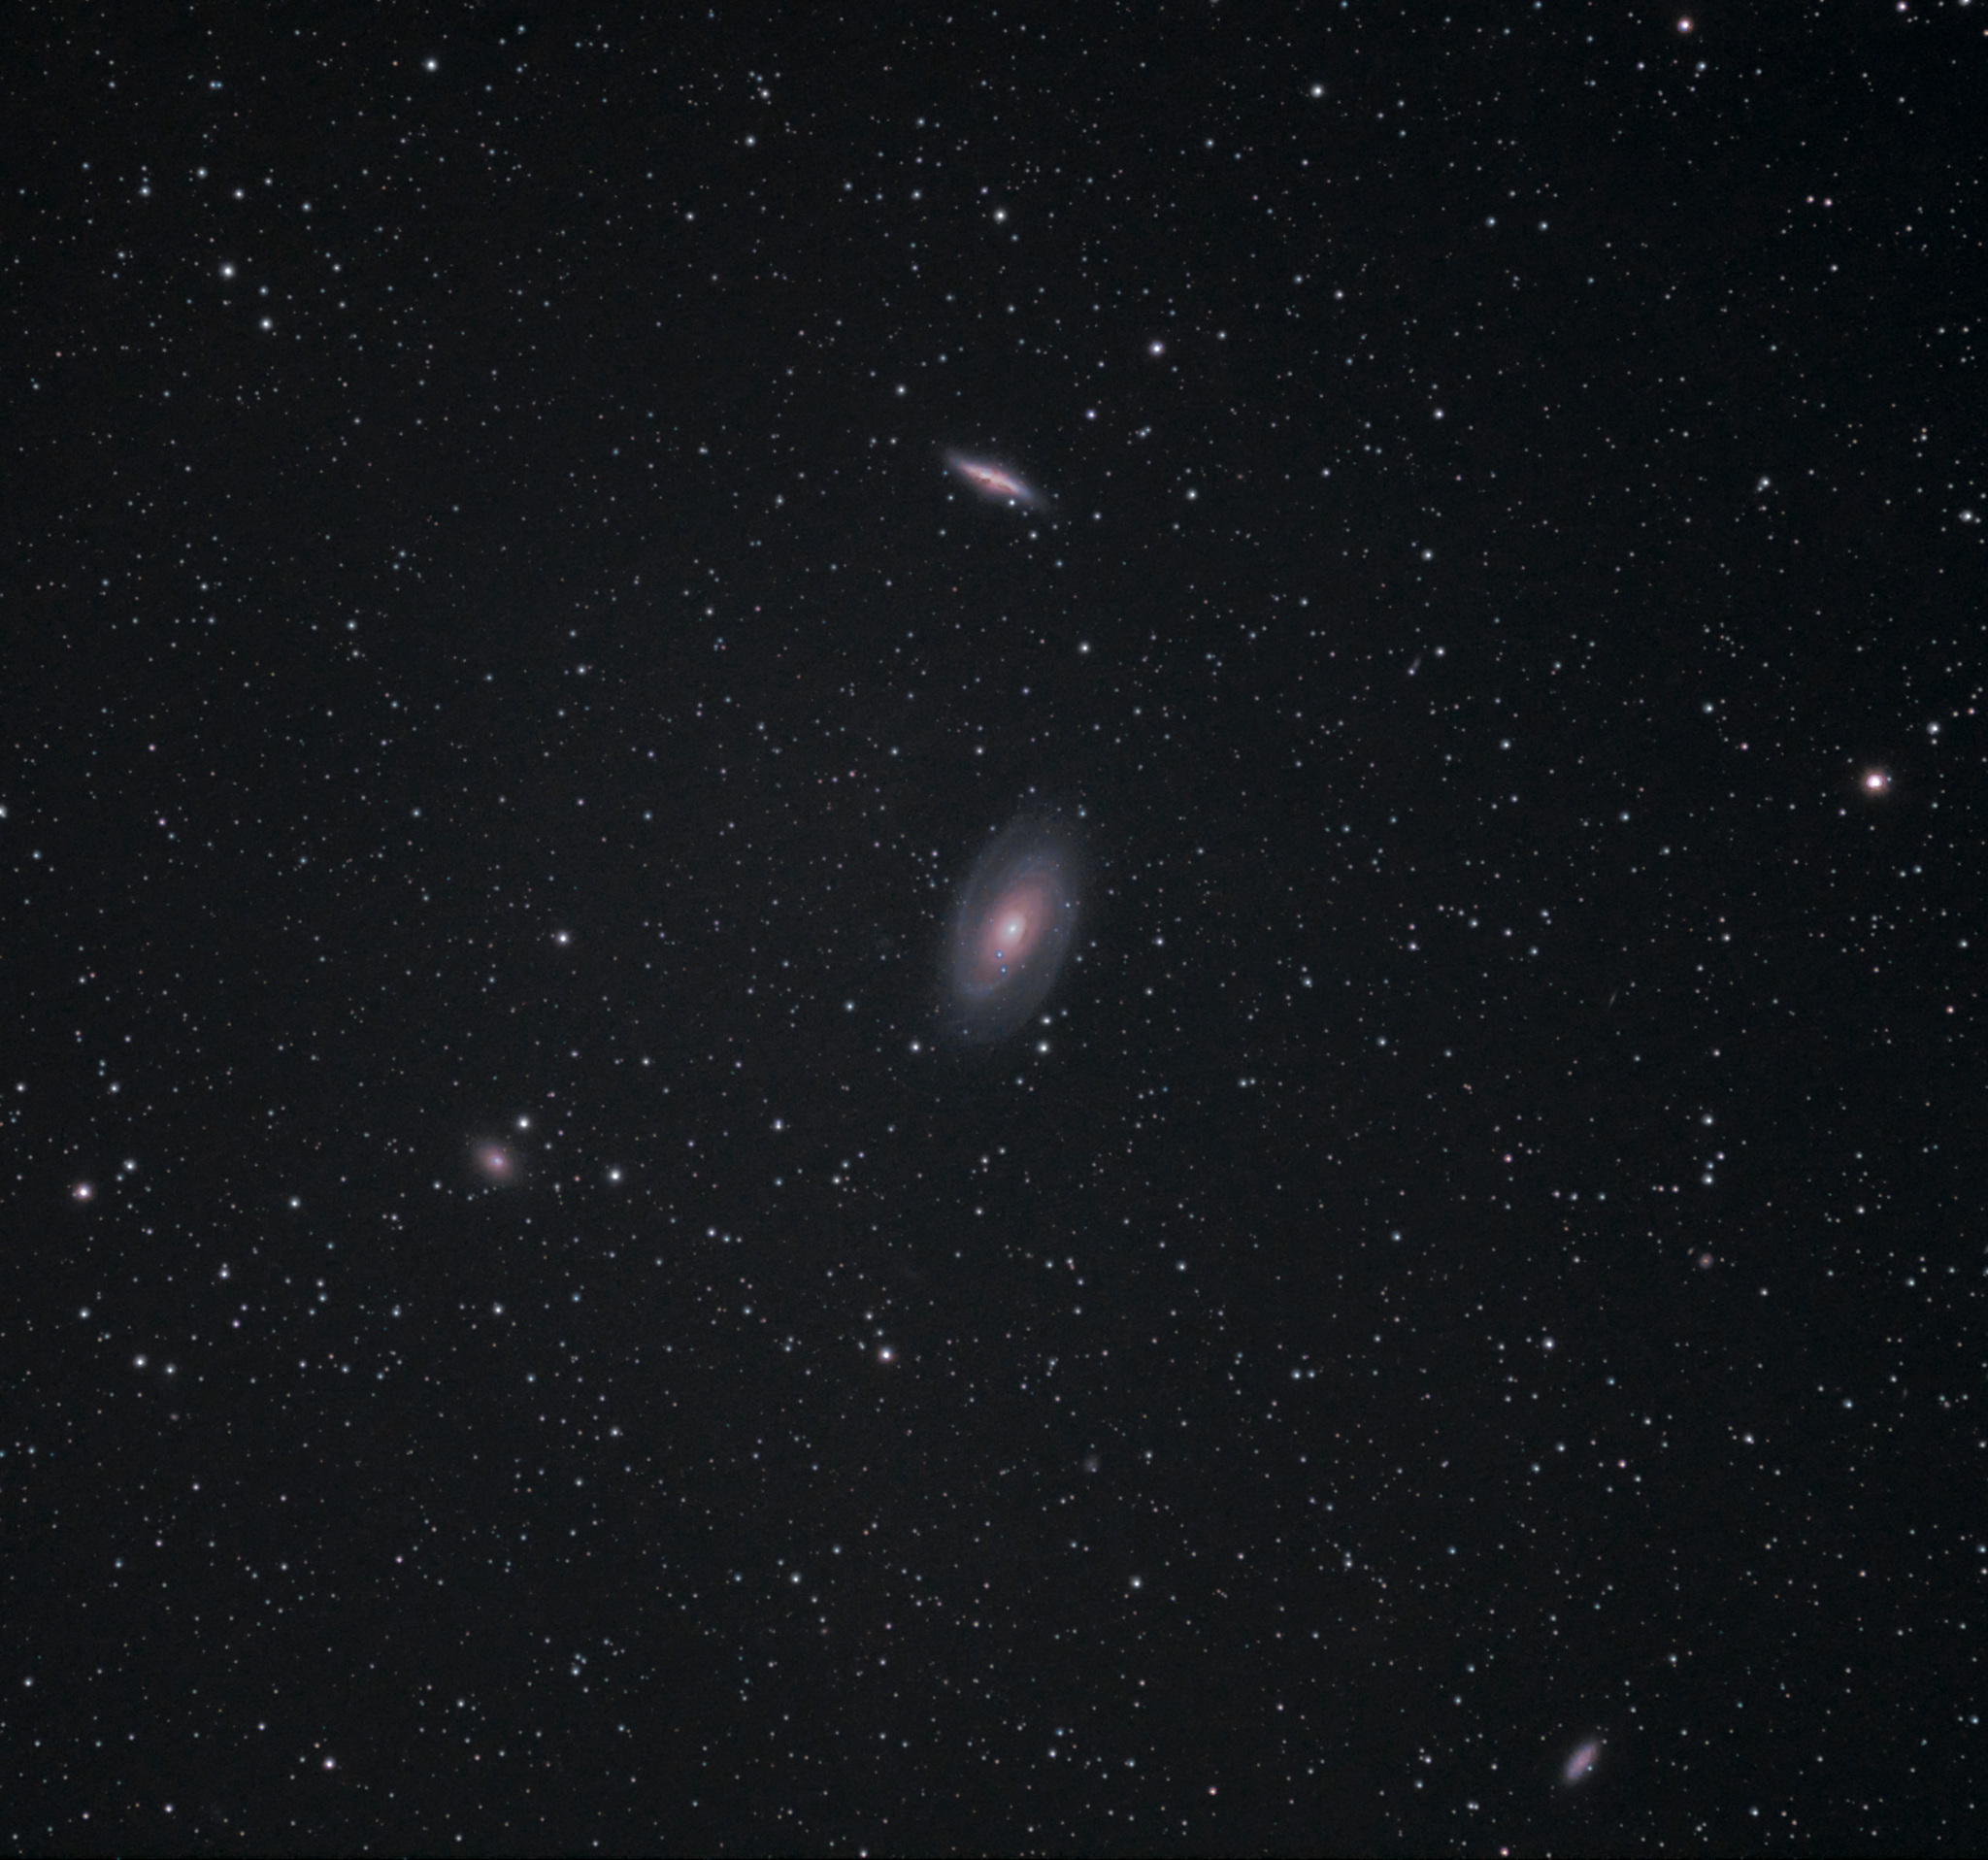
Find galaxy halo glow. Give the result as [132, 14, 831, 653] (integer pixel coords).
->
[945, 814, 1082, 1042]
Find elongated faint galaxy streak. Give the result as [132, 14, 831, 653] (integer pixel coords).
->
[944, 451, 1041, 506]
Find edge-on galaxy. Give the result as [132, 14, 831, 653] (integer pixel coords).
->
[944, 450, 1044, 508]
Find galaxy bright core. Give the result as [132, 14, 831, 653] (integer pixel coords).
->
[946, 814, 1082, 1040]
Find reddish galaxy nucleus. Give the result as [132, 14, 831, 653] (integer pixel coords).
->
[471, 1142, 518, 1184]
[71, 1180, 95, 1203]
[968, 879, 1050, 986]
[947, 814, 1082, 1040]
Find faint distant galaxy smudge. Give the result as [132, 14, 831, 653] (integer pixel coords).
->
[470, 1138, 521, 1186]
[1563, 1739, 1600, 1784]
[944, 451, 1042, 507]
[947, 814, 1081, 1040]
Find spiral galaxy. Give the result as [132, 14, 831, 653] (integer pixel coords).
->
[948, 814, 1082, 1040]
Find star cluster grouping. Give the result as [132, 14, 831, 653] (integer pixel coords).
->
[4, 6, 1984, 1853]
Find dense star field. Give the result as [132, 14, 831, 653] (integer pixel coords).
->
[5, 6, 1983, 1853]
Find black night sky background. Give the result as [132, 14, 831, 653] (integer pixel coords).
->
[5, 4, 1984, 1853]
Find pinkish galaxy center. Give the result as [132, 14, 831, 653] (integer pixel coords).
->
[969, 879, 1049, 983]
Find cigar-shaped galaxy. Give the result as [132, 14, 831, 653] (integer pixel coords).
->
[948, 815, 1081, 1040]
[944, 450, 1043, 508]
